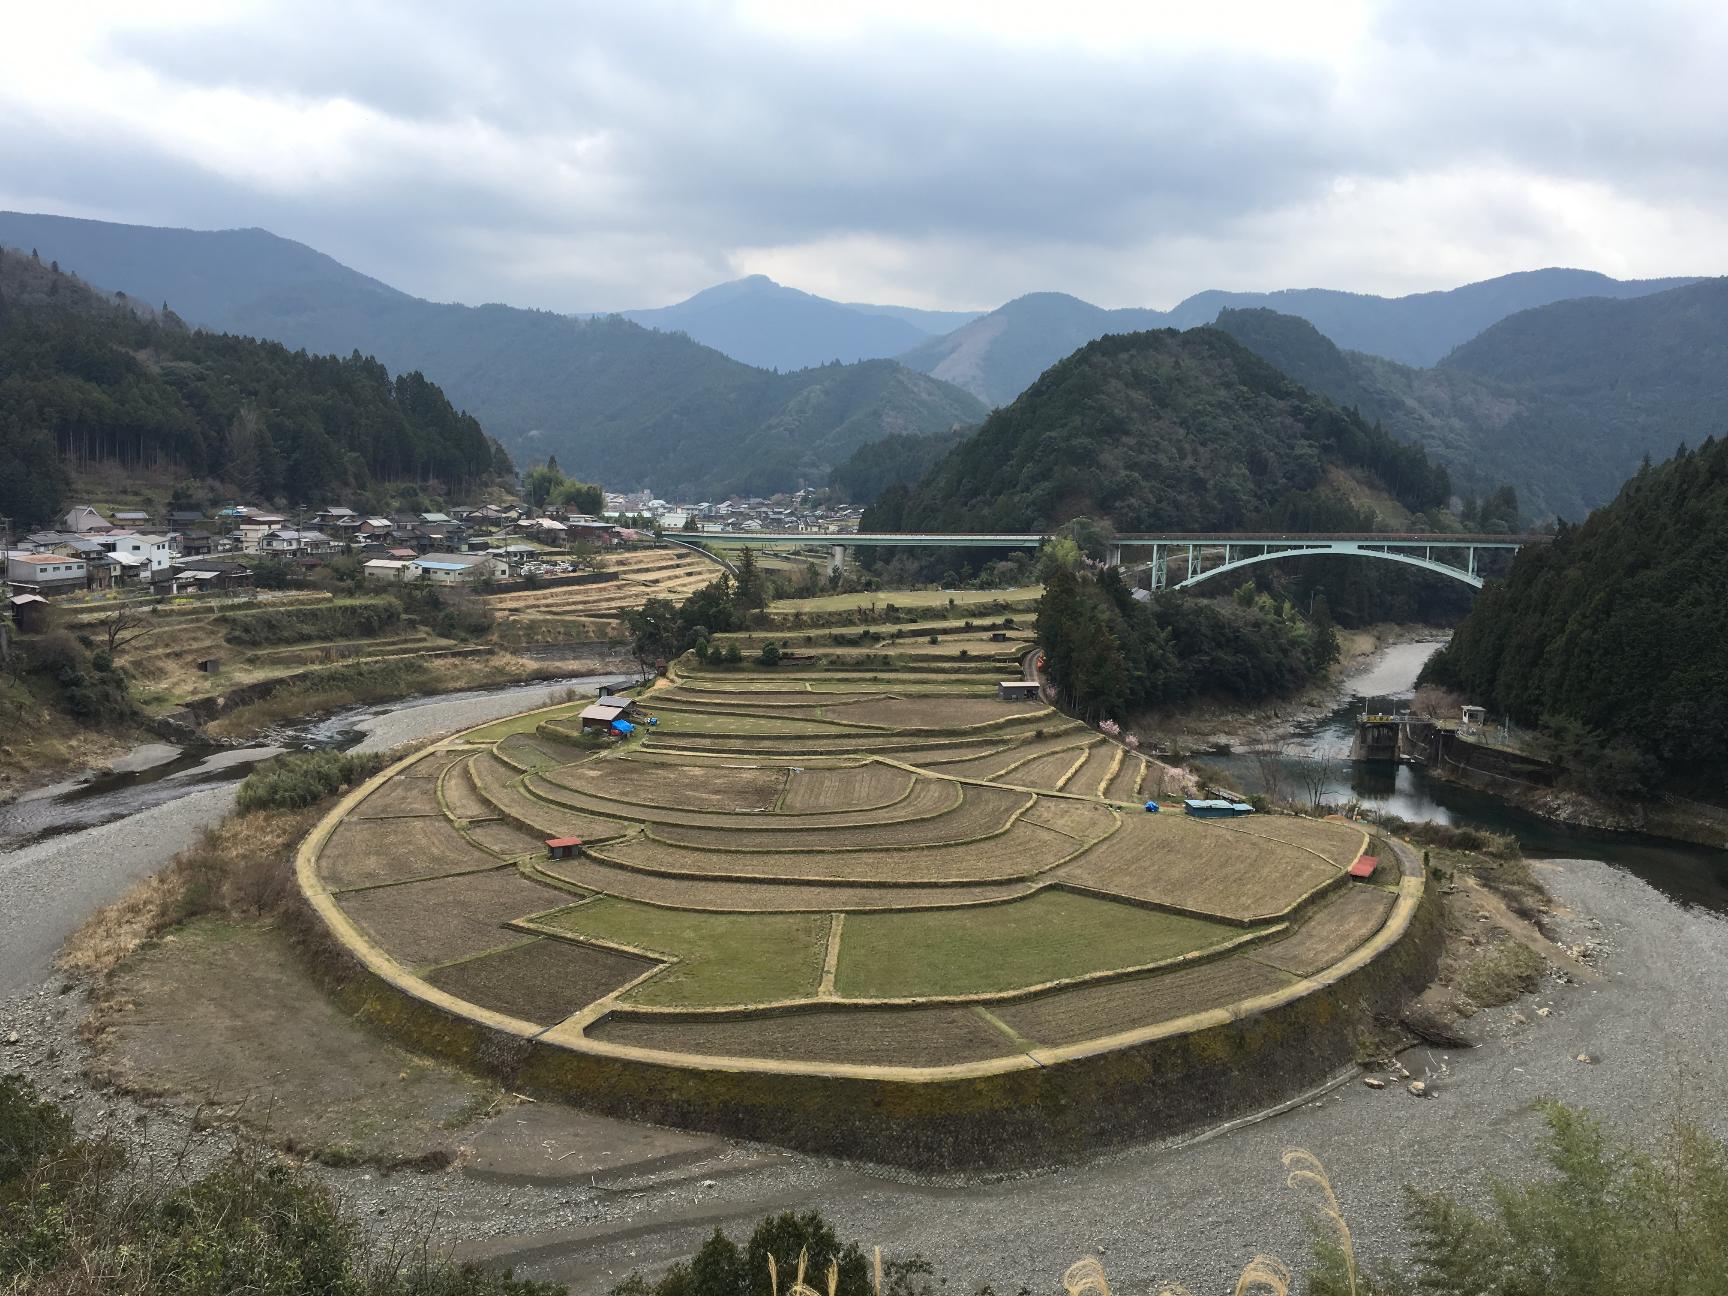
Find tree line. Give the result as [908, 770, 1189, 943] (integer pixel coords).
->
[0, 273, 513, 528]
[1423, 436, 1728, 795]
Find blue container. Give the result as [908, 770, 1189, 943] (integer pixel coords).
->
[1143, 800, 1161, 813]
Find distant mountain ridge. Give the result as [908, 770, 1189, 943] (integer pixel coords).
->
[619, 274, 981, 371]
[897, 270, 1700, 408]
[0, 211, 986, 498]
[1210, 278, 1728, 520]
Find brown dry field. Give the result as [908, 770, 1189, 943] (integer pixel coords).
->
[426, 937, 656, 1027]
[991, 953, 1299, 1048]
[538, 854, 1039, 912]
[591, 816, 1080, 883]
[550, 758, 788, 811]
[777, 762, 916, 812]
[466, 752, 602, 837]
[438, 755, 496, 819]
[1055, 816, 1342, 923]
[1066, 741, 1122, 795]
[1247, 883, 1397, 977]
[1018, 796, 1120, 841]
[935, 730, 1091, 780]
[532, 767, 957, 830]
[345, 772, 447, 818]
[1001, 744, 1095, 791]
[320, 816, 501, 891]
[303, 633, 1405, 1074]
[910, 739, 1019, 766]
[335, 867, 569, 969]
[1104, 755, 1148, 802]
[1219, 815, 1369, 869]
[494, 731, 585, 771]
[589, 1003, 1023, 1066]
[399, 750, 472, 780]
[465, 818, 549, 858]
[830, 696, 1048, 730]
[646, 783, 1031, 852]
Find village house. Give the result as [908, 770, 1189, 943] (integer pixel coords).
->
[6, 552, 89, 595]
[62, 505, 109, 533]
[238, 514, 287, 550]
[171, 562, 254, 594]
[406, 551, 506, 585]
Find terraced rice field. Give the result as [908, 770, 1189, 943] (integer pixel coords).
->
[304, 619, 1404, 1080]
[482, 544, 725, 641]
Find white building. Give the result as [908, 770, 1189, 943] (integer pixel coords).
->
[6, 552, 88, 594]
[406, 552, 507, 585]
[362, 558, 410, 583]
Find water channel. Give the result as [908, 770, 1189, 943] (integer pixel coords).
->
[1203, 639, 1728, 911]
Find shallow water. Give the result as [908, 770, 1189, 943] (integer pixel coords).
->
[1202, 638, 1728, 911]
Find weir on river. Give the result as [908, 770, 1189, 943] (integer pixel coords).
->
[1202, 640, 1728, 912]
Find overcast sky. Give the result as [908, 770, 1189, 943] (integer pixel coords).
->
[3, 0, 1724, 312]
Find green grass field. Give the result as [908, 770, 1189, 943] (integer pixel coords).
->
[537, 898, 829, 1007]
[833, 890, 1246, 999]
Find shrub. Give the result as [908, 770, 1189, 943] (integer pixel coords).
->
[220, 600, 402, 647]
[722, 643, 742, 665]
[0, 1077, 561, 1294]
[235, 750, 384, 814]
[758, 641, 782, 666]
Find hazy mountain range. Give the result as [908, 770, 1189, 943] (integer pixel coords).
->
[2, 209, 1721, 516]
[0, 212, 984, 498]
[1210, 278, 1728, 519]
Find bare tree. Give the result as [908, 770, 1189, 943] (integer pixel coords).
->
[1295, 744, 1343, 811]
[1250, 742, 1291, 808]
[100, 605, 155, 658]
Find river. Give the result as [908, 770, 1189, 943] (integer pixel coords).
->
[1204, 639, 1728, 910]
[0, 674, 635, 996]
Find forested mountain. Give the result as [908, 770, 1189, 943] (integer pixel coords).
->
[1422, 436, 1728, 795]
[898, 270, 1698, 409]
[0, 248, 507, 529]
[828, 427, 969, 503]
[0, 212, 987, 498]
[620, 275, 978, 370]
[873, 327, 1452, 533]
[1213, 279, 1728, 519]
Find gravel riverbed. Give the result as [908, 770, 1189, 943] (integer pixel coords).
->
[5, 856, 1724, 1293]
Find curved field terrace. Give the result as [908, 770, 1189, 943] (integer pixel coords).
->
[298, 620, 1429, 1167]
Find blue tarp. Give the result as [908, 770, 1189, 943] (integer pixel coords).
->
[1143, 800, 1161, 813]
[611, 719, 635, 735]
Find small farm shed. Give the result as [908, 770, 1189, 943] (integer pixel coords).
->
[8, 593, 50, 634]
[997, 680, 1041, 701]
[579, 699, 635, 731]
[1183, 798, 1255, 818]
[545, 837, 582, 860]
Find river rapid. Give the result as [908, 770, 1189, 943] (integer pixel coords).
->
[1203, 639, 1728, 910]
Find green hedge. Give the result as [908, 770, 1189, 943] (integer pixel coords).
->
[220, 599, 403, 647]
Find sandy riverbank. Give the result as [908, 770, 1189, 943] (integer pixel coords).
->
[5, 853, 1720, 1294]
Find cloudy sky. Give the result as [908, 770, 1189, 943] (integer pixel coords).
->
[3, 0, 1724, 312]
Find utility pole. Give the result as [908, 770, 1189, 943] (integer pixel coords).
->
[1, 514, 12, 669]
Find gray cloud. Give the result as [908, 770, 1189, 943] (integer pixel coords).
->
[4, 1, 1724, 310]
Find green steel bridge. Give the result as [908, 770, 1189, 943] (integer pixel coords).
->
[696, 530, 1544, 589]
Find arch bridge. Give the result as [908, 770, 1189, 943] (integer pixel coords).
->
[695, 530, 1543, 588]
[1108, 533, 1539, 591]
